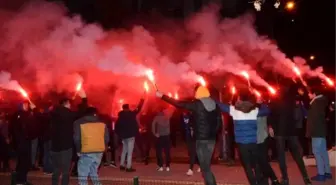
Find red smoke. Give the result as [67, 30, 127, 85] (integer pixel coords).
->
[0, 1, 332, 114]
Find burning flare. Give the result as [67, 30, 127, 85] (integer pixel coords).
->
[268, 86, 276, 95]
[198, 76, 206, 87]
[144, 81, 149, 92]
[325, 77, 334, 87]
[231, 86, 236, 95]
[253, 89, 261, 97]
[174, 92, 179, 100]
[293, 66, 301, 76]
[76, 82, 82, 91]
[241, 71, 250, 79]
[19, 88, 28, 98]
[168, 92, 172, 97]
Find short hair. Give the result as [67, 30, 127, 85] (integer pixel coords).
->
[85, 107, 97, 115]
[122, 104, 129, 110]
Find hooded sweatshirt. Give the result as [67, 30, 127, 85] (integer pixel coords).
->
[217, 100, 270, 144]
[152, 111, 170, 137]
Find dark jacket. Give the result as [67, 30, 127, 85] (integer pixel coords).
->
[306, 95, 328, 137]
[73, 115, 109, 153]
[161, 95, 222, 141]
[115, 99, 144, 139]
[50, 98, 87, 152]
[268, 86, 298, 136]
[10, 108, 37, 150]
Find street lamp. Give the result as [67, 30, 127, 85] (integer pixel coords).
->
[310, 55, 315, 60]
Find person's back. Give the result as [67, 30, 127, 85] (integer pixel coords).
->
[116, 110, 139, 139]
[51, 105, 75, 152]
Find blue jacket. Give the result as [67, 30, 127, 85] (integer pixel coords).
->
[217, 101, 270, 144]
[181, 114, 193, 140]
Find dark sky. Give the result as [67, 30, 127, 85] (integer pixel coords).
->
[2, 0, 335, 74]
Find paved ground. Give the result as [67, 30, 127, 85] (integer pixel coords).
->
[0, 160, 334, 185]
[0, 143, 335, 185]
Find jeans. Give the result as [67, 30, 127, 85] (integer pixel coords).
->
[238, 143, 260, 185]
[43, 140, 53, 173]
[275, 136, 309, 181]
[187, 138, 198, 170]
[312, 137, 331, 175]
[196, 140, 216, 185]
[78, 153, 103, 185]
[52, 148, 73, 185]
[0, 136, 9, 170]
[31, 138, 38, 166]
[120, 137, 135, 169]
[156, 135, 171, 167]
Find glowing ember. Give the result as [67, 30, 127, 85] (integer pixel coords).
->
[168, 92, 172, 97]
[145, 69, 155, 82]
[198, 76, 206, 86]
[253, 89, 261, 97]
[19, 88, 28, 98]
[241, 71, 249, 79]
[144, 81, 149, 92]
[268, 86, 276, 95]
[76, 82, 82, 91]
[293, 66, 301, 76]
[326, 77, 334, 86]
[174, 92, 179, 99]
[231, 86, 236, 95]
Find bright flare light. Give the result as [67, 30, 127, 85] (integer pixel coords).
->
[268, 86, 276, 95]
[293, 66, 301, 76]
[174, 92, 179, 100]
[144, 81, 149, 92]
[19, 88, 28, 98]
[241, 71, 250, 79]
[119, 99, 124, 104]
[198, 76, 206, 87]
[146, 69, 155, 82]
[326, 77, 334, 86]
[253, 89, 261, 97]
[231, 86, 236, 95]
[76, 82, 82, 91]
[168, 92, 172, 97]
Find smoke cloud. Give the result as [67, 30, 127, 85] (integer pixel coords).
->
[0, 1, 329, 113]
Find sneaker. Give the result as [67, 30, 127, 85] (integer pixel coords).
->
[119, 166, 125, 171]
[166, 167, 170, 172]
[311, 174, 326, 182]
[271, 179, 280, 185]
[197, 168, 201, 172]
[126, 168, 136, 172]
[186, 169, 193, 176]
[109, 162, 117, 168]
[157, 167, 163, 172]
[325, 173, 333, 179]
[103, 162, 109, 166]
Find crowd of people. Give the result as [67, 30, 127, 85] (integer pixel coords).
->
[0, 82, 334, 185]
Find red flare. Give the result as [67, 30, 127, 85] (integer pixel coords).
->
[174, 92, 179, 99]
[231, 86, 236, 95]
[76, 82, 82, 92]
[168, 92, 172, 97]
[241, 71, 249, 79]
[119, 99, 124, 104]
[19, 88, 28, 99]
[268, 86, 276, 95]
[293, 66, 301, 76]
[198, 76, 206, 87]
[326, 77, 334, 86]
[144, 81, 149, 92]
[146, 69, 155, 82]
[253, 89, 261, 97]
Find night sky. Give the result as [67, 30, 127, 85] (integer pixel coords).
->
[1, 0, 335, 74]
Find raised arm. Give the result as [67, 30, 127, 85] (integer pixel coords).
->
[161, 95, 197, 111]
[134, 98, 145, 114]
